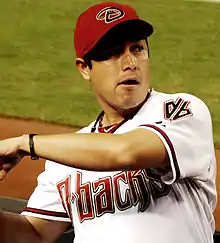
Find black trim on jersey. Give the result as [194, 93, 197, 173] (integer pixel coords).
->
[139, 124, 180, 182]
[23, 207, 69, 218]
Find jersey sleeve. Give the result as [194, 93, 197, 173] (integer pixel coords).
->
[139, 94, 216, 185]
[21, 160, 71, 223]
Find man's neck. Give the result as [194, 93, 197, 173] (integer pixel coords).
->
[102, 102, 144, 127]
[99, 90, 152, 127]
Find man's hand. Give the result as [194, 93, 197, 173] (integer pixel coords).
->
[0, 137, 28, 181]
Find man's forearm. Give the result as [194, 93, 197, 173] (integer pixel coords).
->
[20, 133, 127, 171]
[18, 129, 166, 171]
[0, 211, 42, 243]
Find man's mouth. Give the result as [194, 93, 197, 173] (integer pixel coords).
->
[119, 79, 139, 85]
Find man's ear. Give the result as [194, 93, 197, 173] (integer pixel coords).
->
[76, 58, 90, 80]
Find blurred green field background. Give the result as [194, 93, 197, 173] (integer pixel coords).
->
[0, 0, 220, 145]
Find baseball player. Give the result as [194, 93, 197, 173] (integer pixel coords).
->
[0, 1, 217, 243]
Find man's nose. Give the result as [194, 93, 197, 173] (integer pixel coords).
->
[121, 51, 137, 71]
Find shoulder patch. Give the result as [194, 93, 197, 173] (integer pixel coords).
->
[164, 97, 193, 121]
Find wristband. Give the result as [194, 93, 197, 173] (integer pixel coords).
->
[29, 134, 39, 160]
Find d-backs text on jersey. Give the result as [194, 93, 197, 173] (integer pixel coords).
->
[56, 169, 171, 223]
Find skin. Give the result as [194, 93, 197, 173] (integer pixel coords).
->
[0, 38, 168, 242]
[76, 39, 150, 125]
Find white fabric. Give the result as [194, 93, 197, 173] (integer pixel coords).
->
[21, 90, 217, 243]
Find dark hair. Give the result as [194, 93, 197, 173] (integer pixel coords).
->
[83, 38, 150, 70]
[83, 55, 93, 69]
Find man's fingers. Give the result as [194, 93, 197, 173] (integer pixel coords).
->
[0, 155, 22, 181]
[0, 163, 14, 181]
[0, 157, 5, 166]
[0, 169, 7, 181]
[2, 163, 13, 172]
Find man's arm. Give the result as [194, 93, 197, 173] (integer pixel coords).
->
[0, 128, 167, 180]
[0, 211, 70, 243]
[19, 128, 168, 171]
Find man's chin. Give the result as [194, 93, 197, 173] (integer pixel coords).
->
[122, 95, 147, 108]
[116, 97, 147, 114]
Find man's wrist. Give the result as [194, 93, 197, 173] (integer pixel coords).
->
[29, 134, 39, 160]
[19, 134, 39, 160]
[19, 134, 30, 154]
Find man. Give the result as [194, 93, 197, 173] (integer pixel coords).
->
[0, 1, 217, 243]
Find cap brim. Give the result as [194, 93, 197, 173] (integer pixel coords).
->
[98, 19, 153, 47]
[83, 19, 153, 58]
[108, 19, 154, 40]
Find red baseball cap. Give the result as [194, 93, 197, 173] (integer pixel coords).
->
[74, 2, 153, 58]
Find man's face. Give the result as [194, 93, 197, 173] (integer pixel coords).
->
[81, 39, 150, 111]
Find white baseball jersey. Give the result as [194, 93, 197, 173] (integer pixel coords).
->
[21, 90, 217, 243]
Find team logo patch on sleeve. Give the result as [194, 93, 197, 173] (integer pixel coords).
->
[96, 7, 125, 23]
[164, 97, 193, 121]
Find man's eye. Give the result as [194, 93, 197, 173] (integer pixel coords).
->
[105, 47, 122, 58]
[131, 44, 144, 52]
[94, 47, 122, 61]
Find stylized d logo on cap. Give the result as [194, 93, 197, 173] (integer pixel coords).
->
[96, 7, 125, 23]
